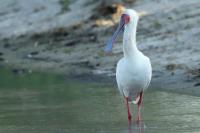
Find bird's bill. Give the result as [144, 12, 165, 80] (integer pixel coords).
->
[104, 14, 126, 53]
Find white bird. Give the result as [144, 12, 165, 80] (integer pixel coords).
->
[105, 9, 152, 122]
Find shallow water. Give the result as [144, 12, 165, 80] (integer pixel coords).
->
[0, 67, 200, 133]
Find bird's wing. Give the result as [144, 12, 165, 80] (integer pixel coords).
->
[144, 57, 152, 89]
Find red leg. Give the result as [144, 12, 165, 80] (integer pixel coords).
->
[137, 91, 143, 122]
[125, 97, 132, 122]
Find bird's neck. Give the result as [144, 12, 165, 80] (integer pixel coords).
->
[123, 23, 138, 58]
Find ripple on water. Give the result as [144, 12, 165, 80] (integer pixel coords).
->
[0, 68, 200, 133]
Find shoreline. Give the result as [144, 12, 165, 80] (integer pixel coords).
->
[1, 63, 200, 97]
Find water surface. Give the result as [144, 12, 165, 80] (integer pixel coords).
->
[0, 67, 200, 133]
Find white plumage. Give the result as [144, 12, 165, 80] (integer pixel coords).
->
[105, 9, 152, 122]
[116, 52, 152, 100]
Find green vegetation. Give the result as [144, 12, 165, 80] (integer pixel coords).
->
[154, 20, 162, 29]
[63, 47, 73, 54]
[97, 50, 105, 57]
[59, 0, 70, 13]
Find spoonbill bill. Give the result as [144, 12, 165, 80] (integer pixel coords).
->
[105, 9, 152, 122]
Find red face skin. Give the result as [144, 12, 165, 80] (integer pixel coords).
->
[124, 14, 130, 24]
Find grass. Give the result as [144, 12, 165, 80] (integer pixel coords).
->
[59, 0, 70, 13]
[63, 47, 73, 54]
[154, 20, 162, 29]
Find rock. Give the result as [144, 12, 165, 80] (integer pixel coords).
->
[27, 51, 39, 58]
[3, 43, 10, 48]
[165, 64, 182, 71]
[12, 68, 26, 75]
[30, 51, 39, 56]
[52, 28, 69, 37]
[194, 83, 200, 87]
[34, 42, 38, 47]
[64, 39, 80, 47]
[0, 57, 4, 61]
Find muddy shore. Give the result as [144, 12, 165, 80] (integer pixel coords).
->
[0, 0, 200, 95]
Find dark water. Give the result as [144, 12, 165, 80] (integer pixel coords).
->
[0, 67, 200, 133]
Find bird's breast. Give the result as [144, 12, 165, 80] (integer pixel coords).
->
[116, 57, 151, 91]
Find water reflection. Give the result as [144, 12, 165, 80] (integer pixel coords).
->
[127, 121, 145, 133]
[1, 68, 200, 132]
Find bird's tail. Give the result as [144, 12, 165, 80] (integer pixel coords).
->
[130, 95, 140, 104]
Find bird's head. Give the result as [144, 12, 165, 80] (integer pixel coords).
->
[105, 9, 139, 53]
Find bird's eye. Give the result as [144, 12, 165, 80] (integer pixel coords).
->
[125, 15, 130, 24]
[121, 14, 130, 24]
